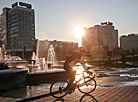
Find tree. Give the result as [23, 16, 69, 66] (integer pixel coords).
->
[131, 48, 136, 55]
[112, 47, 124, 55]
[90, 46, 105, 59]
[121, 54, 126, 65]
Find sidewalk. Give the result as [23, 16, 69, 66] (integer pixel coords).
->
[32, 86, 138, 102]
[0, 83, 51, 102]
[0, 84, 138, 102]
[0, 74, 138, 102]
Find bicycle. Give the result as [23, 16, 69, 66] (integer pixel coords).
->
[50, 68, 96, 98]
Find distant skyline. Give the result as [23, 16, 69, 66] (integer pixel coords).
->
[0, 0, 138, 45]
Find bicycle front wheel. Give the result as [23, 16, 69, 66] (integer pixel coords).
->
[78, 77, 96, 94]
[50, 80, 68, 98]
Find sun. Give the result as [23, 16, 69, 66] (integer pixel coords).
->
[73, 25, 84, 39]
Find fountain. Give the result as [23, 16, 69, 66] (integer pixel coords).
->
[26, 44, 67, 85]
[47, 45, 55, 69]
[28, 52, 40, 72]
[0, 44, 28, 69]
[28, 45, 58, 73]
[0, 44, 28, 90]
[0, 47, 3, 60]
[0, 43, 66, 90]
[31, 52, 39, 64]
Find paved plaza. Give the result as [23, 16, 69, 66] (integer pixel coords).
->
[33, 86, 138, 102]
[0, 66, 138, 102]
[0, 86, 138, 102]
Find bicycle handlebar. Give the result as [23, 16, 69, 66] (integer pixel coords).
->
[82, 71, 93, 75]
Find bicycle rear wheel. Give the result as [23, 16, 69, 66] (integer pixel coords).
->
[78, 77, 96, 94]
[50, 80, 68, 98]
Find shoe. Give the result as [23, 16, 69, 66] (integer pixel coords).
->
[59, 88, 62, 94]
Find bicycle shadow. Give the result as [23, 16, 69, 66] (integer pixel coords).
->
[54, 98, 64, 102]
[53, 94, 97, 102]
[79, 94, 98, 102]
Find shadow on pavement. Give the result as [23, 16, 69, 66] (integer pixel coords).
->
[53, 94, 98, 102]
[54, 98, 64, 102]
[79, 94, 98, 102]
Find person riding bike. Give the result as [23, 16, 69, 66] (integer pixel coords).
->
[64, 46, 90, 94]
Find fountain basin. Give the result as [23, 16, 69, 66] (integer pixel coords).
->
[0, 61, 9, 70]
[9, 60, 28, 68]
[26, 69, 68, 85]
[46, 62, 53, 68]
[0, 60, 28, 70]
[0, 68, 28, 90]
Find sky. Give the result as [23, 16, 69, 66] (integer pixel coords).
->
[0, 0, 138, 45]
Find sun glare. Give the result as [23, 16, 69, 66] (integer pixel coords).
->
[73, 25, 84, 39]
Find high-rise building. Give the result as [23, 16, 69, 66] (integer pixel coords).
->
[0, 7, 11, 46]
[82, 21, 118, 52]
[0, 2, 36, 60]
[120, 34, 138, 52]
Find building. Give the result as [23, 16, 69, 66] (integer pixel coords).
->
[36, 39, 48, 59]
[82, 26, 99, 51]
[36, 39, 78, 61]
[0, 8, 10, 47]
[120, 34, 138, 53]
[82, 21, 118, 57]
[0, 2, 36, 61]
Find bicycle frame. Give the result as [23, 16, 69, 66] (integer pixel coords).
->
[59, 71, 93, 90]
[72, 71, 88, 88]
[59, 76, 70, 89]
[50, 70, 96, 98]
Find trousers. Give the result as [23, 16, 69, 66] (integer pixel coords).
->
[64, 65, 76, 89]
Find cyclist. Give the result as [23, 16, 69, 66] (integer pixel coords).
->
[64, 46, 90, 94]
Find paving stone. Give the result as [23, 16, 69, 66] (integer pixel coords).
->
[30, 86, 138, 102]
[0, 78, 138, 102]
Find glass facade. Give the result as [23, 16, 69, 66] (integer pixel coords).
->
[7, 6, 35, 50]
